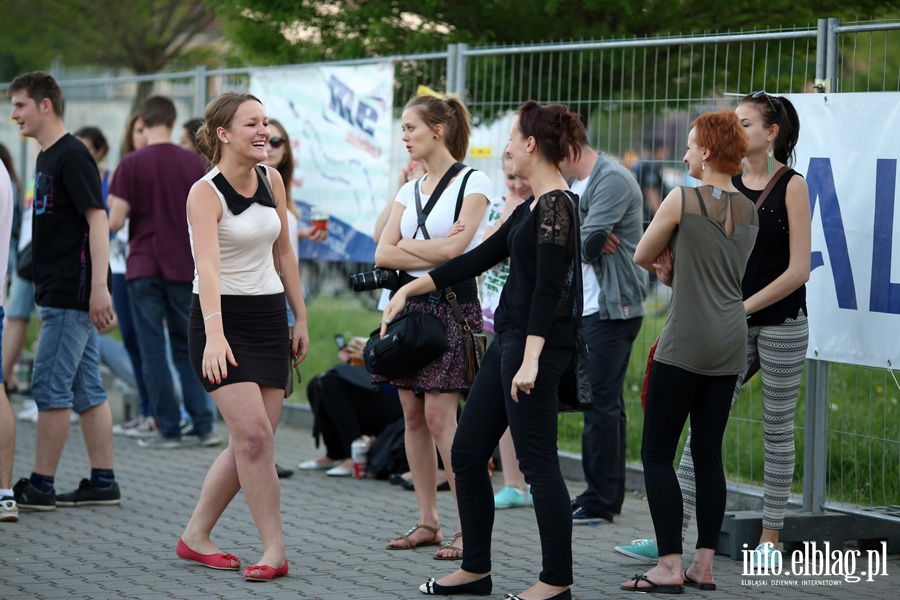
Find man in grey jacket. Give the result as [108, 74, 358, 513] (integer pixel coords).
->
[562, 144, 648, 524]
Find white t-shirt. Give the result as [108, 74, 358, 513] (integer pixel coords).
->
[570, 176, 601, 317]
[478, 195, 509, 333]
[394, 167, 492, 278]
[0, 162, 13, 306]
[109, 220, 129, 275]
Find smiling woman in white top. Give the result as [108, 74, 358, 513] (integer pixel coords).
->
[176, 92, 307, 583]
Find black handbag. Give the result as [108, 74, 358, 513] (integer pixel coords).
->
[363, 311, 449, 380]
[16, 241, 33, 282]
[557, 192, 593, 412]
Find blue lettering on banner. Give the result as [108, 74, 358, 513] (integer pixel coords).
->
[329, 75, 355, 124]
[870, 159, 900, 314]
[808, 157, 857, 309]
[328, 75, 379, 137]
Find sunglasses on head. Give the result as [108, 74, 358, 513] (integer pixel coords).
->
[268, 136, 285, 149]
[751, 90, 779, 113]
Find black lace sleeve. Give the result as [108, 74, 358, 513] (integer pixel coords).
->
[527, 191, 577, 338]
[537, 191, 574, 249]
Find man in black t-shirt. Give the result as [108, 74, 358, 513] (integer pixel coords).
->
[8, 72, 121, 510]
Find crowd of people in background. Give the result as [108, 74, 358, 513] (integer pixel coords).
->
[0, 70, 811, 597]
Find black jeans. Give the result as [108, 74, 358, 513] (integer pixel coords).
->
[452, 329, 573, 586]
[307, 366, 403, 459]
[641, 360, 738, 556]
[575, 314, 643, 520]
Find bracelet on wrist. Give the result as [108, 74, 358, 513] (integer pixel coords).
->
[204, 311, 222, 322]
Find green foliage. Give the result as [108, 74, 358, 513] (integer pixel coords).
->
[0, 0, 217, 75]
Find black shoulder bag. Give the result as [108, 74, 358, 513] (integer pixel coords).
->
[362, 163, 467, 380]
[557, 191, 593, 412]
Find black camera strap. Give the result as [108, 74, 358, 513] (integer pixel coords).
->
[413, 162, 465, 239]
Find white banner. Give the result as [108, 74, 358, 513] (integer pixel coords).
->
[790, 92, 900, 369]
[250, 63, 395, 263]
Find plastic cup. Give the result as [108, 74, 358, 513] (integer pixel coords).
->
[311, 213, 329, 233]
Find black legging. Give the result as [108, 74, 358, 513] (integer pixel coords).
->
[451, 329, 574, 586]
[308, 368, 403, 460]
[641, 360, 738, 556]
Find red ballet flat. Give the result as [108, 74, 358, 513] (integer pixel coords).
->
[176, 538, 241, 570]
[243, 560, 289, 581]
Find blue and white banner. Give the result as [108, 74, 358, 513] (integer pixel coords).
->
[790, 92, 900, 369]
[250, 63, 394, 263]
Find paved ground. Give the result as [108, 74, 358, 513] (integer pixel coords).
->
[2, 397, 898, 599]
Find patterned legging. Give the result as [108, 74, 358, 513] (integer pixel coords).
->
[677, 310, 808, 534]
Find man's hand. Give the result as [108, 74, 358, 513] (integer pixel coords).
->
[602, 232, 620, 254]
[89, 285, 114, 331]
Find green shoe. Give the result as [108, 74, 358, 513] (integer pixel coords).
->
[493, 486, 527, 509]
[614, 539, 659, 563]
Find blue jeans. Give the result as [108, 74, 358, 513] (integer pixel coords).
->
[32, 306, 107, 412]
[112, 273, 153, 417]
[575, 314, 643, 520]
[127, 277, 213, 438]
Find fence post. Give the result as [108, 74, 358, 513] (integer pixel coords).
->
[813, 19, 829, 92]
[193, 65, 208, 118]
[446, 44, 458, 95]
[812, 360, 829, 514]
[802, 359, 818, 512]
[826, 18, 840, 92]
[454, 43, 468, 100]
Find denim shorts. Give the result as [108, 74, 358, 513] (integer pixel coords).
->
[32, 306, 107, 412]
[5, 268, 36, 320]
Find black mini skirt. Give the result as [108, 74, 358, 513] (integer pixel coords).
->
[189, 293, 290, 393]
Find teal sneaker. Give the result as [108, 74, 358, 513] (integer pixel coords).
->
[751, 542, 782, 570]
[614, 539, 659, 563]
[494, 486, 527, 509]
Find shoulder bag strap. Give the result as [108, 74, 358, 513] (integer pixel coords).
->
[453, 168, 476, 221]
[754, 165, 791, 210]
[413, 162, 465, 238]
[256, 164, 284, 280]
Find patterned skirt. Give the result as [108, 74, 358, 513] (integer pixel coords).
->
[373, 298, 483, 394]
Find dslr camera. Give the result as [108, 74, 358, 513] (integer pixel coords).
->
[349, 267, 400, 292]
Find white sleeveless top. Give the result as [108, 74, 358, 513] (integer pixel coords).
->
[190, 166, 284, 296]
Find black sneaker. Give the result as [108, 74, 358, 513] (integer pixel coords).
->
[56, 479, 121, 507]
[13, 478, 56, 511]
[571, 504, 611, 525]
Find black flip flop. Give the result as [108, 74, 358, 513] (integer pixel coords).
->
[621, 574, 684, 594]
[684, 569, 717, 591]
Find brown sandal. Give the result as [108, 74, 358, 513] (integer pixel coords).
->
[386, 524, 442, 550]
[434, 532, 463, 560]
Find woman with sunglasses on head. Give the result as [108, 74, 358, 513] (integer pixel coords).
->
[375, 93, 491, 560]
[621, 110, 758, 593]
[614, 93, 809, 576]
[383, 100, 585, 600]
[178, 92, 307, 582]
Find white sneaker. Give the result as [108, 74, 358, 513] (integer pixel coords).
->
[124, 416, 159, 438]
[113, 415, 145, 436]
[0, 496, 18, 522]
[16, 400, 38, 422]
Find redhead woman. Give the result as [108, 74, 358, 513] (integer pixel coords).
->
[375, 94, 491, 560]
[176, 92, 308, 582]
[615, 95, 810, 573]
[622, 110, 758, 593]
[385, 100, 587, 600]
